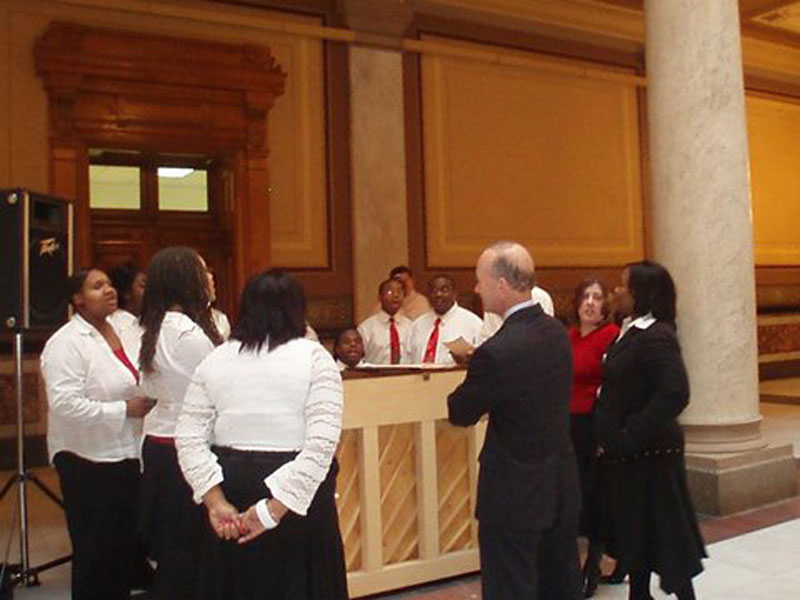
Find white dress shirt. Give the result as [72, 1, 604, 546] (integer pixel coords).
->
[406, 303, 483, 364]
[140, 311, 215, 438]
[175, 338, 343, 516]
[41, 314, 141, 463]
[617, 312, 656, 340]
[336, 358, 367, 371]
[108, 308, 143, 360]
[479, 286, 555, 343]
[211, 308, 231, 341]
[305, 323, 319, 341]
[357, 310, 412, 365]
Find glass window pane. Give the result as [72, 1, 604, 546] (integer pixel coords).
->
[158, 168, 208, 212]
[89, 165, 141, 209]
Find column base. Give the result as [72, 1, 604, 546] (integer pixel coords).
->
[685, 444, 798, 515]
[683, 419, 766, 454]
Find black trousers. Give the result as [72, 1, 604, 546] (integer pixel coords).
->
[479, 515, 583, 600]
[53, 451, 140, 600]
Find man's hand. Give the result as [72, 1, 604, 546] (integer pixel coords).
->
[449, 345, 475, 365]
[126, 396, 156, 418]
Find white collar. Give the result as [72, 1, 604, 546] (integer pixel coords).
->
[617, 312, 656, 340]
[379, 309, 401, 324]
[433, 302, 459, 323]
[503, 299, 536, 321]
[73, 312, 106, 336]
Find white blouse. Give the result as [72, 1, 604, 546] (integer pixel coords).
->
[211, 308, 231, 341]
[175, 338, 343, 516]
[40, 313, 142, 462]
[140, 311, 215, 437]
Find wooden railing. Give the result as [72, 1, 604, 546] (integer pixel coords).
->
[336, 369, 485, 597]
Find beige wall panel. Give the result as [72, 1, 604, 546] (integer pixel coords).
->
[421, 37, 643, 268]
[266, 33, 329, 268]
[0, 0, 327, 267]
[747, 94, 800, 265]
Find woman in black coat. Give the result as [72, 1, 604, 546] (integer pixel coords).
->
[595, 261, 706, 600]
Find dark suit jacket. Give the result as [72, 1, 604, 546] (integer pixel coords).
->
[448, 305, 579, 532]
[595, 320, 690, 458]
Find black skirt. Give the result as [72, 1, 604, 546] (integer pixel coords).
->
[139, 437, 207, 600]
[596, 452, 706, 593]
[195, 447, 349, 600]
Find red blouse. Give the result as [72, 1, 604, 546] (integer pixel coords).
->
[569, 322, 619, 414]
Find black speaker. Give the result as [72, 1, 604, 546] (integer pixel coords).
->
[0, 189, 73, 332]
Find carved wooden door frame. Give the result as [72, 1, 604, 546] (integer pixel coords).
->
[34, 22, 285, 295]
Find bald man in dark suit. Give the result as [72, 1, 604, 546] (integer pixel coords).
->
[448, 241, 582, 600]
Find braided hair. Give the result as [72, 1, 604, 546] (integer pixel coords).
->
[138, 246, 222, 373]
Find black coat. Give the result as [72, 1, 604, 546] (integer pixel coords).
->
[595, 320, 706, 593]
[447, 305, 579, 532]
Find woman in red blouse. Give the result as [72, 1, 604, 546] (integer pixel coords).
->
[569, 278, 619, 598]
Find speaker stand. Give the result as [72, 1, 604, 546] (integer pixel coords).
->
[0, 332, 71, 587]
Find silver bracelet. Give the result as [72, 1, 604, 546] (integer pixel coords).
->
[255, 499, 279, 530]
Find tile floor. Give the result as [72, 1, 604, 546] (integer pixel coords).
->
[2, 401, 800, 599]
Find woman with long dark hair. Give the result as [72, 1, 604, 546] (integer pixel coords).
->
[138, 246, 223, 599]
[41, 269, 155, 599]
[176, 269, 348, 599]
[595, 261, 706, 600]
[568, 279, 619, 597]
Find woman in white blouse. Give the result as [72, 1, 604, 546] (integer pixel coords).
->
[176, 270, 348, 599]
[41, 268, 155, 600]
[138, 246, 223, 599]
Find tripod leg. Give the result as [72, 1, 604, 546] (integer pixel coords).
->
[27, 473, 65, 509]
[13, 332, 31, 582]
[0, 473, 18, 500]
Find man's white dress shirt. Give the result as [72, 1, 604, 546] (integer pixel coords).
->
[41, 313, 141, 463]
[406, 303, 483, 365]
[357, 310, 412, 365]
[175, 338, 343, 516]
[140, 311, 215, 438]
[479, 286, 555, 343]
[336, 358, 367, 371]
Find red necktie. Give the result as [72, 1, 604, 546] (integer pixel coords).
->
[423, 318, 441, 363]
[389, 317, 401, 364]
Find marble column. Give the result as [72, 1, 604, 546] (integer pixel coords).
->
[349, 46, 410, 323]
[645, 0, 796, 513]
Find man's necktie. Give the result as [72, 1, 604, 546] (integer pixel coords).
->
[389, 317, 401, 364]
[423, 318, 441, 363]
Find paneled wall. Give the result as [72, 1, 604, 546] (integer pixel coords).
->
[747, 92, 800, 266]
[419, 35, 644, 269]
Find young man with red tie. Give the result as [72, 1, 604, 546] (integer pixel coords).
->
[357, 278, 412, 365]
[407, 275, 483, 365]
